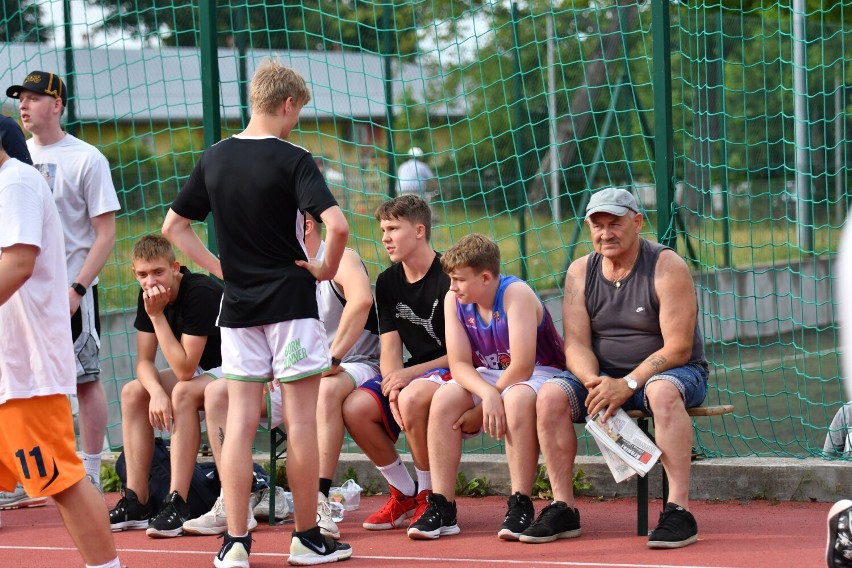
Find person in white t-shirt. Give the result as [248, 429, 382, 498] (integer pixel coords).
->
[6, 71, 120, 490]
[0, 139, 122, 568]
[397, 147, 436, 200]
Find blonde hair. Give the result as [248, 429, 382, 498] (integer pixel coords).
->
[249, 59, 311, 115]
[131, 234, 176, 264]
[375, 194, 432, 240]
[441, 233, 500, 276]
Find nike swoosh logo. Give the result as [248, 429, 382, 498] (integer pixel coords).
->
[309, 540, 326, 554]
[41, 458, 59, 492]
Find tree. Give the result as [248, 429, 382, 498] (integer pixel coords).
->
[1, 0, 49, 43]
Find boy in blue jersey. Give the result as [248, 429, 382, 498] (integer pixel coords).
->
[408, 234, 566, 541]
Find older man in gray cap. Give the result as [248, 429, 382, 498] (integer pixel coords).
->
[519, 187, 708, 549]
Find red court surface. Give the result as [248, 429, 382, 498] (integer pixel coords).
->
[0, 493, 829, 567]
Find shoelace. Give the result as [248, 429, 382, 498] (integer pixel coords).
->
[376, 493, 409, 517]
[317, 499, 333, 519]
[530, 503, 564, 526]
[654, 508, 684, 534]
[210, 495, 226, 517]
[504, 498, 532, 525]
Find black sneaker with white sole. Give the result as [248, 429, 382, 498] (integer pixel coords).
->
[407, 493, 460, 540]
[498, 492, 535, 540]
[827, 499, 852, 567]
[146, 490, 190, 538]
[647, 502, 698, 549]
[519, 501, 582, 543]
[214, 532, 253, 568]
[288, 526, 352, 566]
[109, 487, 156, 531]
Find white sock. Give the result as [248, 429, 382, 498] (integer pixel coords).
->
[377, 457, 415, 496]
[86, 557, 121, 568]
[82, 452, 101, 485]
[415, 467, 432, 492]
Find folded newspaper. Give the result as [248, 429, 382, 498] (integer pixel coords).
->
[584, 407, 662, 483]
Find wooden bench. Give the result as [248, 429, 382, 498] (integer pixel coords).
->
[625, 405, 734, 536]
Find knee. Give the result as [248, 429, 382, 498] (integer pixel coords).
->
[121, 380, 147, 411]
[536, 385, 569, 422]
[171, 382, 199, 411]
[342, 391, 373, 428]
[646, 381, 685, 420]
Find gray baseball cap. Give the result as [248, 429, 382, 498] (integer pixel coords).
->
[585, 187, 640, 219]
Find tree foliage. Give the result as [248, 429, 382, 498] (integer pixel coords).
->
[1, 0, 49, 43]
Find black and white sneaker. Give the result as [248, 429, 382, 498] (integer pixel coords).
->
[215, 532, 253, 568]
[109, 487, 155, 531]
[498, 492, 535, 540]
[647, 502, 698, 549]
[407, 493, 460, 540]
[519, 501, 582, 543]
[827, 499, 852, 567]
[288, 526, 352, 566]
[146, 490, 190, 538]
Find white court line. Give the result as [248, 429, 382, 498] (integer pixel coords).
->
[737, 347, 836, 370]
[0, 544, 738, 568]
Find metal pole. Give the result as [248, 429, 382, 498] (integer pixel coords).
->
[236, 3, 249, 128]
[512, 2, 527, 281]
[200, 0, 221, 254]
[651, 0, 674, 247]
[383, 5, 397, 198]
[547, 13, 560, 223]
[836, 64, 844, 226]
[62, 0, 77, 136]
[793, 0, 812, 251]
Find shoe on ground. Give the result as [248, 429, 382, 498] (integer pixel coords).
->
[497, 491, 535, 541]
[407, 493, 460, 540]
[109, 487, 156, 531]
[147, 490, 190, 538]
[519, 501, 582, 544]
[253, 486, 289, 521]
[288, 526, 352, 566]
[409, 489, 432, 526]
[317, 492, 341, 540]
[0, 483, 48, 510]
[647, 502, 698, 549]
[214, 532, 253, 568]
[362, 485, 417, 530]
[827, 499, 852, 567]
[183, 493, 258, 536]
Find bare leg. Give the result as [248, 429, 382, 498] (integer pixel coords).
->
[221, 380, 264, 536]
[503, 385, 539, 495]
[77, 379, 108, 456]
[169, 375, 214, 497]
[645, 380, 693, 508]
[536, 383, 578, 506]
[343, 390, 400, 467]
[53, 477, 118, 565]
[426, 384, 473, 499]
[318, 374, 355, 480]
[203, 379, 229, 466]
[397, 380, 440, 470]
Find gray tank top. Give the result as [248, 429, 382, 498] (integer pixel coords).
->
[584, 239, 706, 377]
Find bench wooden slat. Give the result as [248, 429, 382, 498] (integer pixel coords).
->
[626, 404, 734, 419]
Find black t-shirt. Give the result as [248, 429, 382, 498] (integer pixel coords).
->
[170, 136, 338, 327]
[134, 266, 223, 371]
[376, 253, 450, 366]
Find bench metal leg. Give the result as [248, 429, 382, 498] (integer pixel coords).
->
[268, 426, 287, 526]
[637, 417, 649, 536]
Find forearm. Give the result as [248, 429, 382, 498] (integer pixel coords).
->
[0, 259, 32, 306]
[162, 211, 222, 279]
[328, 305, 370, 360]
[73, 226, 115, 288]
[565, 344, 601, 387]
[402, 354, 449, 380]
[149, 316, 197, 381]
[493, 363, 536, 392]
[319, 226, 348, 281]
[135, 360, 168, 396]
[453, 365, 498, 400]
[627, 345, 691, 386]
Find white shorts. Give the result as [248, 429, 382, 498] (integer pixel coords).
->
[198, 366, 224, 380]
[260, 361, 379, 430]
[221, 319, 330, 383]
[72, 289, 101, 382]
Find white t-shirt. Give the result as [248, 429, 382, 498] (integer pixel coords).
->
[27, 133, 120, 284]
[0, 158, 76, 402]
[397, 158, 435, 195]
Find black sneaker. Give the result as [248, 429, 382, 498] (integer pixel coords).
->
[498, 492, 535, 540]
[519, 501, 582, 543]
[214, 532, 253, 568]
[647, 502, 698, 549]
[146, 490, 190, 538]
[109, 487, 155, 531]
[407, 493, 460, 540]
[827, 499, 852, 567]
[288, 526, 352, 566]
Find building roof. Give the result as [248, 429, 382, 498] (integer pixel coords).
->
[0, 42, 438, 122]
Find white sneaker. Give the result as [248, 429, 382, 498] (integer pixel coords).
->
[317, 492, 340, 540]
[253, 486, 289, 521]
[0, 484, 47, 510]
[183, 493, 258, 536]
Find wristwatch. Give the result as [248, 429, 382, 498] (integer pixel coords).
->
[70, 282, 86, 296]
[331, 356, 342, 367]
[623, 376, 638, 391]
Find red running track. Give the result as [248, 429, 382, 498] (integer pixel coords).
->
[0, 493, 830, 567]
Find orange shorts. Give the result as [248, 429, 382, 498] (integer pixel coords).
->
[0, 395, 86, 497]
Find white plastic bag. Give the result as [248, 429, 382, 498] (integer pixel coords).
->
[329, 478, 362, 511]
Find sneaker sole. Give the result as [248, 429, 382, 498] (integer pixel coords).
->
[363, 511, 413, 530]
[213, 553, 250, 568]
[146, 527, 185, 538]
[287, 549, 352, 566]
[519, 528, 582, 544]
[827, 499, 852, 566]
[110, 520, 151, 532]
[183, 524, 227, 536]
[647, 534, 698, 549]
[0, 497, 48, 510]
[407, 525, 460, 540]
[497, 528, 524, 541]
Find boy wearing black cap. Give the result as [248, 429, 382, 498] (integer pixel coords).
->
[6, 71, 120, 490]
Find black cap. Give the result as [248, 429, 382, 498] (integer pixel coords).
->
[6, 71, 67, 106]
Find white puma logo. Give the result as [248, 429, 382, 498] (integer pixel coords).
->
[395, 300, 442, 346]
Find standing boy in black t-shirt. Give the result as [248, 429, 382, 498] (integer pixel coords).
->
[162, 60, 352, 567]
[108, 235, 223, 537]
[343, 194, 451, 533]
